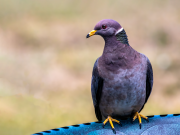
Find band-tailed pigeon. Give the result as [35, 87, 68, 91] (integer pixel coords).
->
[86, 19, 153, 134]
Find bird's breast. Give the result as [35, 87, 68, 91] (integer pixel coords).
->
[98, 56, 147, 118]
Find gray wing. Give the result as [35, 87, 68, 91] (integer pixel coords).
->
[139, 58, 153, 112]
[91, 58, 103, 121]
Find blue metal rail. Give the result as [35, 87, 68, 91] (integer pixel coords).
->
[33, 114, 180, 135]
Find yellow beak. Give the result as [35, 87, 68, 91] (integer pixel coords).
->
[86, 30, 97, 38]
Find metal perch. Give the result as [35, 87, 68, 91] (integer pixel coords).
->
[33, 114, 180, 135]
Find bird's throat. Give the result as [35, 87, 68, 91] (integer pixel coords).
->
[101, 37, 136, 72]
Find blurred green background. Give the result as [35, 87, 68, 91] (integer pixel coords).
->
[0, 0, 180, 134]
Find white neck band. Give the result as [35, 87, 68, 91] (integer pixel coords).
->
[115, 27, 124, 35]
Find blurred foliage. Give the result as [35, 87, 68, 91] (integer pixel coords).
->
[154, 29, 170, 46]
[0, 0, 180, 135]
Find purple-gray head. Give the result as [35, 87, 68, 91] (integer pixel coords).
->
[86, 19, 123, 38]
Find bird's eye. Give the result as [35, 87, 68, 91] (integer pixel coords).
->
[102, 25, 107, 29]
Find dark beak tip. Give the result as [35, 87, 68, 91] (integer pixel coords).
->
[86, 34, 90, 38]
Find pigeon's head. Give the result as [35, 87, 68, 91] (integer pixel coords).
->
[86, 19, 123, 38]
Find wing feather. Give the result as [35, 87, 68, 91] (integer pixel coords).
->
[91, 58, 103, 121]
[139, 58, 153, 112]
